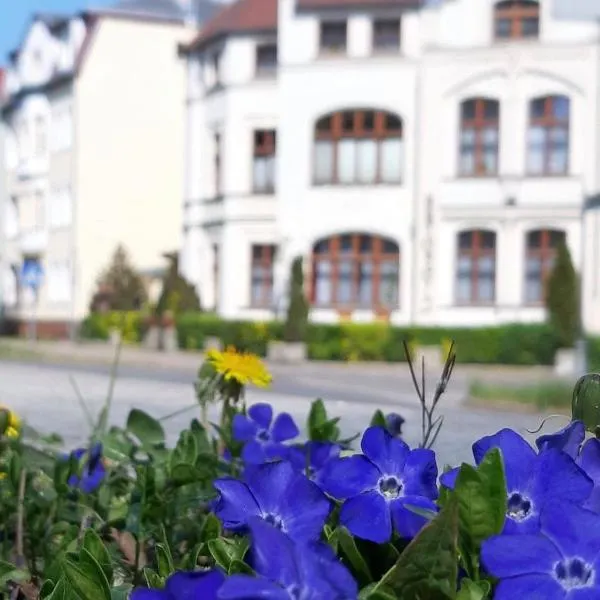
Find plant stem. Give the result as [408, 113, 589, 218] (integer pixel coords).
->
[15, 469, 26, 569]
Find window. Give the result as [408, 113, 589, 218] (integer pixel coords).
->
[524, 229, 565, 304]
[311, 234, 400, 310]
[255, 44, 277, 77]
[212, 51, 222, 86]
[494, 0, 540, 40]
[214, 132, 222, 196]
[459, 98, 500, 176]
[373, 19, 401, 52]
[47, 261, 71, 303]
[320, 22, 347, 54]
[250, 245, 276, 307]
[456, 230, 496, 304]
[314, 110, 403, 184]
[34, 115, 47, 157]
[527, 95, 570, 175]
[253, 130, 276, 193]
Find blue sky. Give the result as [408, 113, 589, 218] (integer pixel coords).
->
[1, 0, 114, 63]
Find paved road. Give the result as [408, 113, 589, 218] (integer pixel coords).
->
[0, 360, 562, 468]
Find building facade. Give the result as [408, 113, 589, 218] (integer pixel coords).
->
[1, 0, 213, 337]
[179, 0, 600, 333]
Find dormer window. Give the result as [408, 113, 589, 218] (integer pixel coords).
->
[494, 1, 539, 40]
[320, 21, 347, 55]
[373, 19, 401, 52]
[256, 43, 277, 77]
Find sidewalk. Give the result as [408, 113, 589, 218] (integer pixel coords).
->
[0, 337, 563, 384]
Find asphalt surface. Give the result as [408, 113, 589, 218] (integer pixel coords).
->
[0, 359, 558, 468]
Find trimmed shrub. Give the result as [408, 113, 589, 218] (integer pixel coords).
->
[283, 257, 309, 343]
[79, 311, 143, 344]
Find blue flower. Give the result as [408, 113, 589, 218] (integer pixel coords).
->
[578, 438, 600, 514]
[535, 420, 585, 459]
[440, 429, 593, 534]
[67, 443, 105, 494]
[321, 426, 439, 543]
[482, 500, 600, 599]
[131, 569, 225, 600]
[287, 442, 341, 489]
[233, 403, 299, 464]
[217, 517, 357, 600]
[213, 460, 331, 543]
[385, 413, 405, 437]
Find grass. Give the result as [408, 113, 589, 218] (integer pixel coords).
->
[469, 379, 573, 411]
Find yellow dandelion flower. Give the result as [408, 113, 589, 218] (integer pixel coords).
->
[0, 406, 20, 438]
[206, 346, 272, 388]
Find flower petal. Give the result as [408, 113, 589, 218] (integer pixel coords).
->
[320, 455, 380, 499]
[270, 413, 299, 443]
[402, 449, 439, 500]
[81, 464, 105, 494]
[579, 438, 600, 481]
[340, 490, 392, 543]
[247, 461, 296, 508]
[439, 467, 459, 490]
[493, 575, 564, 600]
[165, 570, 226, 600]
[241, 441, 269, 465]
[217, 575, 289, 600]
[473, 429, 537, 491]
[248, 403, 273, 429]
[361, 427, 409, 475]
[392, 496, 438, 539]
[213, 478, 261, 530]
[232, 415, 259, 443]
[481, 534, 560, 578]
[308, 442, 341, 470]
[540, 500, 600, 561]
[535, 420, 585, 459]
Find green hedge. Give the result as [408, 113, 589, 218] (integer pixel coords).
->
[80, 311, 600, 367]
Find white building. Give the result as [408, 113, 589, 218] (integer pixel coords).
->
[180, 0, 600, 333]
[1, 0, 217, 338]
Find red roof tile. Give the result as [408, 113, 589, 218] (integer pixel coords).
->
[298, 0, 421, 8]
[185, 0, 277, 50]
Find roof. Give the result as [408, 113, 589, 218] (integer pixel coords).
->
[297, 0, 422, 8]
[93, 0, 192, 23]
[184, 0, 278, 51]
[35, 12, 71, 30]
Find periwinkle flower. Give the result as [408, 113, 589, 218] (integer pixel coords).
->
[233, 403, 299, 464]
[536, 420, 585, 459]
[440, 429, 593, 534]
[482, 500, 600, 599]
[577, 438, 600, 514]
[385, 413, 405, 437]
[67, 443, 105, 494]
[213, 460, 331, 543]
[218, 518, 357, 600]
[321, 427, 438, 543]
[131, 569, 225, 600]
[287, 441, 341, 488]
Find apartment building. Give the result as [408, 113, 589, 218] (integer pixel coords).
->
[178, 0, 600, 334]
[1, 0, 216, 337]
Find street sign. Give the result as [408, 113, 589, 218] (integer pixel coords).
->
[20, 259, 43, 290]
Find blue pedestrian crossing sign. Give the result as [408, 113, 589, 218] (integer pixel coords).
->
[20, 259, 43, 290]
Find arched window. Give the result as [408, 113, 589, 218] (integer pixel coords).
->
[527, 95, 570, 175]
[313, 110, 403, 185]
[494, 0, 539, 40]
[459, 98, 500, 176]
[456, 230, 496, 304]
[312, 233, 399, 310]
[524, 229, 565, 304]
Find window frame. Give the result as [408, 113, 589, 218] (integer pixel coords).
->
[313, 109, 404, 185]
[524, 229, 565, 305]
[252, 130, 276, 194]
[526, 95, 570, 177]
[494, 0, 540, 40]
[319, 21, 347, 55]
[250, 244, 276, 308]
[310, 233, 400, 311]
[372, 18, 401, 53]
[458, 98, 500, 177]
[455, 230, 497, 306]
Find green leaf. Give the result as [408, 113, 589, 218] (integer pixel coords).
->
[454, 448, 507, 551]
[201, 513, 222, 542]
[83, 529, 113, 583]
[336, 527, 373, 586]
[572, 374, 600, 434]
[307, 399, 328, 440]
[127, 409, 165, 447]
[208, 538, 248, 572]
[172, 430, 199, 466]
[101, 428, 134, 463]
[143, 568, 165, 589]
[170, 463, 205, 486]
[358, 583, 397, 600]
[0, 560, 29, 586]
[62, 549, 111, 600]
[110, 585, 133, 600]
[380, 494, 459, 600]
[457, 579, 490, 599]
[370, 410, 387, 428]
[155, 543, 174, 578]
[41, 578, 75, 600]
[228, 559, 254, 575]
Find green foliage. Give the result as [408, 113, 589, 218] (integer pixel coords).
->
[155, 253, 201, 317]
[469, 380, 573, 410]
[545, 240, 579, 348]
[283, 257, 309, 343]
[80, 311, 143, 343]
[91, 245, 147, 313]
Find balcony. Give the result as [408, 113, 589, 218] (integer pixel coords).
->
[19, 229, 48, 254]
